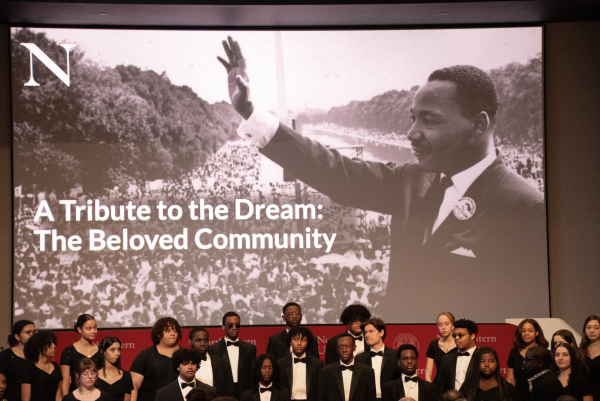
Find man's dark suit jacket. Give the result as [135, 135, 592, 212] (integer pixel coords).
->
[267, 329, 320, 360]
[278, 354, 323, 401]
[240, 386, 291, 401]
[208, 338, 257, 398]
[154, 378, 217, 401]
[202, 353, 234, 397]
[325, 333, 367, 366]
[354, 346, 399, 389]
[260, 124, 548, 322]
[436, 349, 477, 394]
[317, 362, 376, 401]
[382, 377, 440, 401]
[524, 371, 564, 401]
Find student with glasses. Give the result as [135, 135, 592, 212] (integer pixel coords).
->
[208, 311, 257, 399]
[62, 358, 112, 401]
[436, 319, 478, 394]
[521, 346, 563, 401]
[0, 320, 36, 401]
[266, 302, 320, 361]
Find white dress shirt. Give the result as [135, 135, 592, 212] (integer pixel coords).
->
[370, 344, 384, 398]
[291, 352, 308, 400]
[259, 382, 273, 401]
[195, 353, 214, 387]
[178, 376, 197, 400]
[340, 360, 355, 401]
[455, 346, 477, 390]
[401, 373, 419, 400]
[226, 338, 240, 382]
[349, 331, 364, 356]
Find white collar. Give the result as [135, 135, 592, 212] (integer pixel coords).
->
[340, 360, 355, 367]
[178, 376, 196, 386]
[401, 373, 418, 380]
[371, 344, 385, 353]
[259, 382, 273, 389]
[459, 345, 477, 355]
[444, 151, 496, 196]
[292, 352, 307, 359]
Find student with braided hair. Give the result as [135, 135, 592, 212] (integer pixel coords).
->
[458, 347, 518, 401]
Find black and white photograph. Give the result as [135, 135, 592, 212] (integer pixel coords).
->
[10, 27, 547, 328]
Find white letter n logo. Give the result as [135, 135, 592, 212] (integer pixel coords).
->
[20, 43, 76, 87]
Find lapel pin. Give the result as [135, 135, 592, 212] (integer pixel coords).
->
[453, 197, 476, 220]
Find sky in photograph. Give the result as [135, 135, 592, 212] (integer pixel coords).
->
[18, 27, 542, 113]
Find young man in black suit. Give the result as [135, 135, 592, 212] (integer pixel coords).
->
[189, 326, 233, 397]
[318, 333, 376, 401]
[208, 311, 257, 398]
[382, 344, 440, 401]
[437, 319, 478, 394]
[267, 302, 320, 360]
[154, 348, 217, 401]
[278, 326, 324, 401]
[325, 305, 371, 365]
[355, 318, 399, 399]
[522, 346, 564, 401]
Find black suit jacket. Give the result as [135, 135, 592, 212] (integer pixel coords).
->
[208, 338, 257, 397]
[261, 125, 548, 322]
[154, 379, 217, 401]
[317, 362, 376, 401]
[267, 329, 320, 360]
[200, 353, 233, 397]
[278, 354, 323, 401]
[354, 346, 399, 389]
[524, 371, 564, 401]
[240, 386, 291, 401]
[436, 349, 477, 394]
[325, 333, 367, 366]
[382, 377, 440, 401]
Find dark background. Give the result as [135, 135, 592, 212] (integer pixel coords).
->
[0, 0, 599, 338]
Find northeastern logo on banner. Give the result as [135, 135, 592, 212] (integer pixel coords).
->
[392, 333, 419, 350]
[19, 43, 75, 87]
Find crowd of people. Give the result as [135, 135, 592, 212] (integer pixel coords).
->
[13, 141, 391, 329]
[0, 306, 598, 401]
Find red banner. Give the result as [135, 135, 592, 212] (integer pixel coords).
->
[53, 323, 517, 379]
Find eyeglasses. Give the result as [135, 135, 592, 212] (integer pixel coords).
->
[451, 332, 471, 339]
[226, 323, 241, 329]
[21, 330, 38, 336]
[81, 371, 97, 378]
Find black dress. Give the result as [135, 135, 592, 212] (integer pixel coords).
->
[95, 370, 134, 401]
[60, 345, 102, 392]
[425, 339, 456, 384]
[129, 346, 178, 401]
[20, 361, 62, 401]
[0, 348, 29, 401]
[506, 348, 528, 401]
[585, 355, 600, 401]
[62, 390, 112, 401]
[473, 383, 519, 401]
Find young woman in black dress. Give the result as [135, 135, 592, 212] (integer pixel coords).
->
[20, 330, 62, 401]
[61, 314, 101, 395]
[425, 312, 456, 383]
[240, 354, 290, 401]
[552, 330, 581, 360]
[0, 320, 36, 401]
[551, 343, 592, 401]
[506, 318, 549, 401]
[459, 347, 519, 401]
[580, 315, 600, 401]
[96, 337, 134, 401]
[130, 317, 181, 401]
[62, 358, 112, 401]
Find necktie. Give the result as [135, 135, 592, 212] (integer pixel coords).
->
[294, 358, 307, 364]
[199, 355, 207, 361]
[424, 175, 453, 241]
[260, 387, 273, 393]
[181, 382, 194, 389]
[341, 365, 354, 371]
[404, 376, 418, 383]
[370, 350, 383, 357]
[457, 351, 470, 357]
[227, 341, 239, 347]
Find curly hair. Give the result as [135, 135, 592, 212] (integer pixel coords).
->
[513, 319, 549, 349]
[171, 348, 201, 371]
[454, 319, 478, 335]
[428, 65, 499, 122]
[339, 304, 371, 325]
[551, 343, 589, 396]
[7, 320, 34, 347]
[287, 326, 314, 349]
[250, 354, 281, 389]
[98, 337, 122, 377]
[459, 347, 513, 401]
[150, 317, 182, 345]
[23, 330, 56, 363]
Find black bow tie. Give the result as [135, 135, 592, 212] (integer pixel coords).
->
[405, 376, 418, 383]
[294, 358, 306, 364]
[353, 336, 363, 342]
[457, 351, 470, 356]
[341, 365, 354, 371]
[199, 355, 207, 361]
[181, 382, 194, 389]
[370, 350, 383, 357]
[260, 387, 273, 393]
[227, 341, 239, 347]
